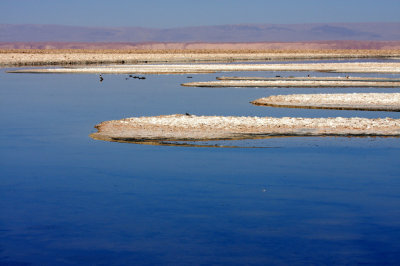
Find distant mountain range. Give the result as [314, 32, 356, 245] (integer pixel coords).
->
[1, 22, 399, 43]
[2, 41, 400, 50]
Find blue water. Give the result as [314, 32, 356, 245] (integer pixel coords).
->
[1, 66, 400, 265]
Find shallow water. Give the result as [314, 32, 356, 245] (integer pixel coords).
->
[1, 64, 400, 265]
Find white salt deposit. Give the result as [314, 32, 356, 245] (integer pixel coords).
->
[91, 114, 400, 142]
[217, 76, 400, 82]
[182, 80, 400, 87]
[9, 62, 400, 74]
[252, 93, 400, 111]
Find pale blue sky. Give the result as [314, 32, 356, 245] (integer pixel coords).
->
[1, 0, 399, 28]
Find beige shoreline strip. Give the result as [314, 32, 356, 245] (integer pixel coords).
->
[90, 114, 400, 142]
[2, 51, 400, 66]
[252, 93, 400, 111]
[182, 80, 400, 88]
[8, 62, 400, 74]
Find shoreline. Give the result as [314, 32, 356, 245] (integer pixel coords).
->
[1, 49, 400, 66]
[8, 62, 400, 74]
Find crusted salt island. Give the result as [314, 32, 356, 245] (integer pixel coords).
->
[217, 76, 400, 82]
[182, 80, 400, 88]
[8, 62, 400, 74]
[90, 114, 400, 143]
[184, 76, 400, 87]
[252, 93, 400, 111]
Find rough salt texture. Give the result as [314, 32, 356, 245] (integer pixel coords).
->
[217, 76, 400, 82]
[2, 50, 400, 66]
[90, 114, 400, 142]
[252, 93, 400, 111]
[182, 80, 400, 88]
[8, 62, 400, 74]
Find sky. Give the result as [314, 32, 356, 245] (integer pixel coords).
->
[1, 0, 400, 28]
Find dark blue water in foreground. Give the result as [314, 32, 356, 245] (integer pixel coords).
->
[1, 64, 400, 265]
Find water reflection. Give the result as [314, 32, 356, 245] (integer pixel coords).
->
[90, 133, 400, 149]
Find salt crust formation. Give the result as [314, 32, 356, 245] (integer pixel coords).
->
[91, 114, 400, 142]
[217, 76, 400, 81]
[252, 93, 400, 111]
[8, 62, 400, 74]
[2, 50, 400, 66]
[6, 54, 400, 142]
[183, 75, 400, 87]
[182, 80, 400, 88]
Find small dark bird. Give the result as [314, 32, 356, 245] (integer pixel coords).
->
[275, 75, 281, 77]
[187, 76, 193, 78]
[99, 74, 104, 82]
[138, 77, 146, 80]
[185, 113, 191, 116]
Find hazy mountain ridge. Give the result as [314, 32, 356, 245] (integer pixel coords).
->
[1, 22, 399, 42]
[2, 41, 400, 50]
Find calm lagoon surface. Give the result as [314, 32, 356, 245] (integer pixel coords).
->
[1, 62, 400, 265]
